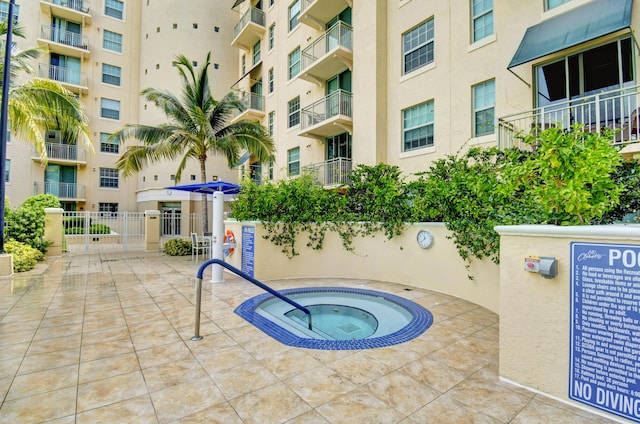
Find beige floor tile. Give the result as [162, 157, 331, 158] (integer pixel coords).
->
[211, 362, 279, 399]
[315, 387, 406, 424]
[0, 386, 77, 423]
[172, 402, 245, 424]
[0, 356, 23, 379]
[407, 394, 501, 424]
[259, 347, 323, 379]
[81, 326, 131, 346]
[229, 382, 312, 424]
[400, 355, 469, 393]
[77, 370, 148, 412]
[285, 365, 358, 408]
[137, 340, 193, 369]
[80, 338, 135, 362]
[79, 351, 140, 384]
[365, 371, 441, 415]
[143, 357, 208, 392]
[76, 394, 157, 424]
[8, 364, 78, 400]
[130, 331, 183, 351]
[149, 376, 226, 424]
[284, 409, 331, 424]
[195, 345, 256, 374]
[26, 334, 82, 356]
[82, 315, 128, 333]
[326, 351, 395, 386]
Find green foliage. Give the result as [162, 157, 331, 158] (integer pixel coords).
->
[163, 238, 192, 256]
[89, 224, 111, 234]
[5, 194, 60, 254]
[5, 239, 44, 272]
[600, 159, 640, 223]
[65, 227, 84, 235]
[64, 217, 87, 232]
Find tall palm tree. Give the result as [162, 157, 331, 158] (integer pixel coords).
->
[1, 21, 91, 161]
[113, 52, 275, 233]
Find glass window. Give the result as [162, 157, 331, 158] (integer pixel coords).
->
[105, 0, 124, 19]
[268, 111, 275, 135]
[102, 63, 121, 86]
[268, 159, 274, 180]
[100, 133, 119, 153]
[403, 18, 434, 75]
[545, 0, 572, 10]
[471, 0, 493, 43]
[99, 202, 118, 217]
[4, 159, 9, 183]
[0, 2, 19, 23]
[473, 79, 495, 136]
[103, 30, 123, 52]
[269, 23, 275, 50]
[288, 96, 300, 128]
[288, 46, 300, 79]
[241, 55, 246, 74]
[100, 98, 120, 120]
[253, 39, 261, 65]
[289, 0, 300, 32]
[268, 67, 274, 93]
[402, 100, 434, 151]
[288, 147, 300, 176]
[99, 168, 119, 188]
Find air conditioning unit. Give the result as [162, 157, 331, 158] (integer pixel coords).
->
[46, 130, 61, 143]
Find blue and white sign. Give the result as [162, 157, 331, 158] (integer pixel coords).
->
[241, 226, 255, 278]
[570, 242, 640, 422]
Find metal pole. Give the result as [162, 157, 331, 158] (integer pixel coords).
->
[191, 277, 203, 341]
[210, 191, 224, 282]
[0, 0, 15, 254]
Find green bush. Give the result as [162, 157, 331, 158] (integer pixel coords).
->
[5, 239, 44, 272]
[66, 227, 85, 235]
[163, 238, 191, 256]
[5, 194, 60, 254]
[64, 217, 87, 232]
[89, 224, 111, 234]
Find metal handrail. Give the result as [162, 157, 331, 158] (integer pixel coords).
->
[192, 258, 312, 340]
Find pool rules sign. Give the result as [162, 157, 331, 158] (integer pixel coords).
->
[570, 242, 640, 422]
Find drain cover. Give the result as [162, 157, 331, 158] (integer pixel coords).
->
[337, 323, 361, 333]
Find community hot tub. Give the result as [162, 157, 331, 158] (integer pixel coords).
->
[235, 287, 433, 350]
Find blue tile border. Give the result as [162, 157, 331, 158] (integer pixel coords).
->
[234, 287, 433, 350]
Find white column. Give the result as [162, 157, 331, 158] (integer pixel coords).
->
[211, 191, 225, 282]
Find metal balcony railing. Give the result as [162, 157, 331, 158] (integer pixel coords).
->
[35, 142, 86, 162]
[301, 89, 352, 129]
[301, 21, 352, 71]
[238, 91, 265, 112]
[303, 157, 352, 186]
[34, 181, 85, 199]
[498, 84, 640, 149]
[37, 63, 87, 87]
[42, 0, 90, 14]
[233, 6, 265, 40]
[40, 25, 89, 50]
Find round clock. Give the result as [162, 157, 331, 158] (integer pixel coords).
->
[416, 230, 434, 249]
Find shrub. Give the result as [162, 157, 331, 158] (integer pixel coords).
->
[64, 217, 87, 232]
[5, 239, 44, 272]
[66, 227, 85, 235]
[5, 194, 60, 254]
[89, 224, 111, 234]
[164, 238, 191, 256]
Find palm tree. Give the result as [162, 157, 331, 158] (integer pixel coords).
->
[1, 21, 91, 161]
[112, 52, 275, 233]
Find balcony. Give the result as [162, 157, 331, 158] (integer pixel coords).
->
[300, 90, 353, 139]
[32, 142, 87, 165]
[34, 182, 85, 201]
[230, 91, 266, 124]
[37, 63, 88, 94]
[232, 7, 265, 51]
[298, 22, 352, 85]
[37, 25, 90, 59]
[302, 157, 352, 187]
[498, 85, 640, 150]
[299, 0, 352, 30]
[40, 0, 91, 25]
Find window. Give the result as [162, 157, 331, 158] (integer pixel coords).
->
[103, 30, 123, 52]
[0, 2, 19, 23]
[288, 97, 300, 128]
[269, 24, 275, 50]
[471, 0, 493, 43]
[4, 159, 9, 183]
[403, 18, 434, 75]
[268, 159, 274, 180]
[99, 168, 119, 188]
[288, 47, 300, 79]
[253, 40, 261, 65]
[268, 68, 274, 93]
[99, 202, 118, 217]
[402, 100, 434, 151]
[105, 0, 124, 19]
[100, 133, 119, 153]
[545, 0, 572, 10]
[250, 162, 262, 184]
[100, 98, 120, 120]
[288, 0, 300, 32]
[270, 0, 275, 6]
[268, 111, 275, 135]
[241, 55, 246, 74]
[473, 79, 495, 136]
[287, 147, 300, 176]
[102, 63, 121, 85]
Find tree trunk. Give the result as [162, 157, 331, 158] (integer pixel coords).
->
[200, 159, 209, 234]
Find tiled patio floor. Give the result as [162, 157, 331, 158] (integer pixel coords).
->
[0, 252, 620, 423]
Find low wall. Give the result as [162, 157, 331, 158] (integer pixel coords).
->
[224, 221, 500, 313]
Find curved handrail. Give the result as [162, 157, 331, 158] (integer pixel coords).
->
[192, 258, 312, 340]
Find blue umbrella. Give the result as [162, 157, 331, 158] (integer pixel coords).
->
[167, 181, 241, 194]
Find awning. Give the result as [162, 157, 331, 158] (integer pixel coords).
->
[230, 60, 262, 89]
[232, 0, 246, 8]
[508, 0, 633, 68]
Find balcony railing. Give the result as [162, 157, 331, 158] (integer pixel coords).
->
[301, 21, 352, 71]
[498, 84, 640, 149]
[37, 63, 87, 89]
[42, 0, 90, 14]
[34, 182, 85, 199]
[303, 157, 352, 186]
[34, 142, 86, 163]
[301, 89, 352, 130]
[299, 0, 350, 30]
[39, 25, 89, 51]
[238, 91, 265, 112]
[232, 6, 265, 49]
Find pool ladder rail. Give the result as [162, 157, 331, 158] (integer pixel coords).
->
[192, 258, 312, 341]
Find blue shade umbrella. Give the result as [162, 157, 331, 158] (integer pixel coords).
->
[166, 181, 241, 194]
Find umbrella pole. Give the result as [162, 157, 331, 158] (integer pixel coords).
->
[211, 192, 225, 282]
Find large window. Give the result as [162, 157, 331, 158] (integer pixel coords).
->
[288, 147, 300, 176]
[268, 111, 275, 135]
[99, 168, 119, 188]
[103, 30, 123, 52]
[100, 133, 119, 153]
[100, 98, 120, 120]
[268, 67, 274, 93]
[288, 0, 300, 32]
[403, 18, 434, 75]
[0, 2, 19, 23]
[269, 23, 275, 50]
[99, 202, 118, 217]
[545, 0, 572, 10]
[402, 100, 434, 151]
[105, 0, 124, 19]
[471, 0, 493, 43]
[102, 63, 121, 86]
[288, 47, 300, 79]
[473, 79, 495, 136]
[288, 96, 300, 128]
[253, 40, 261, 65]
[4, 159, 9, 183]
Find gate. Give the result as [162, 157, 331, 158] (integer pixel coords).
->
[63, 211, 145, 253]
